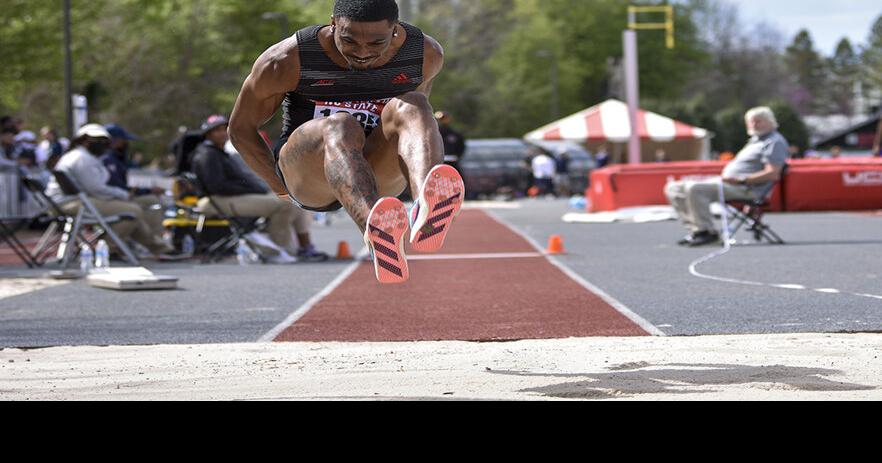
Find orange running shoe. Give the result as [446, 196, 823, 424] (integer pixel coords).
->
[410, 164, 465, 253]
[364, 197, 410, 284]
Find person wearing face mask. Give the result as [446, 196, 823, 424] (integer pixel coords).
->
[99, 124, 168, 245]
[45, 124, 186, 260]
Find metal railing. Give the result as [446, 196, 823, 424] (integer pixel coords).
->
[0, 168, 48, 220]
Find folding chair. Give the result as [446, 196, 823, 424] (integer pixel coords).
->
[32, 171, 141, 269]
[724, 165, 788, 245]
[0, 219, 38, 268]
[175, 172, 267, 264]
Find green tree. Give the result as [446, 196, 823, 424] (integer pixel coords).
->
[784, 29, 827, 114]
[861, 14, 882, 104]
[828, 38, 860, 115]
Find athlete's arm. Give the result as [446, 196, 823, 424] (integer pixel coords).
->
[416, 34, 444, 97]
[229, 40, 300, 198]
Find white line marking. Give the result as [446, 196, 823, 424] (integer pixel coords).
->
[462, 202, 523, 210]
[256, 249, 367, 343]
[687, 182, 882, 303]
[483, 210, 667, 337]
[408, 252, 543, 261]
[815, 288, 841, 294]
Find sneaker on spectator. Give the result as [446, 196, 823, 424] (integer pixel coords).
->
[267, 250, 298, 265]
[157, 249, 194, 261]
[296, 245, 330, 263]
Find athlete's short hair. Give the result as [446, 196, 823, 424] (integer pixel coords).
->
[333, 0, 399, 23]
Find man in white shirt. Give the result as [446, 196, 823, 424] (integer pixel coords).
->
[45, 124, 183, 260]
[530, 147, 556, 196]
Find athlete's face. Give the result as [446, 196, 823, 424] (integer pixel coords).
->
[332, 17, 397, 70]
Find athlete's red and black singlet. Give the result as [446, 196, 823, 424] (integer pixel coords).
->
[274, 22, 425, 212]
[279, 22, 425, 141]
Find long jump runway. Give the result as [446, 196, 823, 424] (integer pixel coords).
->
[272, 209, 650, 342]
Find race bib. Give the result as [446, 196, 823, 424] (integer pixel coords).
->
[313, 98, 391, 134]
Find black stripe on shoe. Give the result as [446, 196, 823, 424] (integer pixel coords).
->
[369, 225, 396, 245]
[428, 209, 453, 226]
[372, 241, 399, 261]
[377, 257, 403, 277]
[432, 193, 462, 212]
[417, 224, 446, 242]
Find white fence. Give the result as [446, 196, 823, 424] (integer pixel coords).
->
[0, 169, 46, 220]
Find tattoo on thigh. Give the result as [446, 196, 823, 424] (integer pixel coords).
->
[281, 136, 322, 170]
[325, 151, 379, 228]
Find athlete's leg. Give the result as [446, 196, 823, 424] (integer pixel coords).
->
[277, 114, 404, 233]
[369, 92, 465, 252]
[371, 92, 445, 199]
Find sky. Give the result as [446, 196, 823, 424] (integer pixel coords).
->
[727, 0, 881, 55]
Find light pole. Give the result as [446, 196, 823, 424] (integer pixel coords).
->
[261, 12, 290, 41]
[63, 0, 74, 139]
[624, 5, 675, 164]
[536, 50, 560, 121]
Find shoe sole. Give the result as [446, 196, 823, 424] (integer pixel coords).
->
[410, 164, 465, 253]
[365, 197, 409, 284]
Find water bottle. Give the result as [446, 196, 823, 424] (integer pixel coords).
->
[79, 244, 94, 274]
[236, 239, 258, 265]
[182, 234, 195, 256]
[94, 240, 110, 269]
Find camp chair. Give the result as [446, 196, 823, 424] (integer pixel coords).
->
[174, 172, 267, 264]
[724, 165, 788, 245]
[27, 171, 140, 269]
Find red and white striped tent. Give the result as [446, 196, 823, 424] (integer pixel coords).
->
[524, 99, 711, 162]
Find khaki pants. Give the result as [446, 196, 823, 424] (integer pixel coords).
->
[133, 195, 165, 239]
[664, 177, 757, 234]
[60, 197, 173, 254]
[198, 194, 312, 253]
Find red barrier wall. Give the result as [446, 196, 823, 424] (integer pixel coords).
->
[587, 159, 882, 212]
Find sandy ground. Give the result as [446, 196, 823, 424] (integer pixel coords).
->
[0, 279, 70, 299]
[1, 333, 880, 401]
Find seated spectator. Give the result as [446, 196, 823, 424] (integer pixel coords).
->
[13, 131, 39, 169]
[190, 115, 328, 263]
[100, 124, 168, 247]
[44, 124, 186, 260]
[36, 126, 70, 168]
[665, 107, 788, 247]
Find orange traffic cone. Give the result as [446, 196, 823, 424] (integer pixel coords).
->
[546, 235, 565, 255]
[336, 241, 353, 260]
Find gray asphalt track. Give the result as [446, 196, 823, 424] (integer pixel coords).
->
[490, 200, 882, 336]
[1, 200, 881, 347]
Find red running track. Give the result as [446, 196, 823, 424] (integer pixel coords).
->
[275, 209, 650, 342]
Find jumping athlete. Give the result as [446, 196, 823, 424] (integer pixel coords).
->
[229, 0, 464, 284]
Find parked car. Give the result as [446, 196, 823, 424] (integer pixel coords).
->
[459, 139, 531, 199]
[460, 139, 596, 199]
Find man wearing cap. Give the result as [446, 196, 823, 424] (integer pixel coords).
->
[45, 124, 184, 260]
[191, 115, 328, 263]
[100, 124, 168, 246]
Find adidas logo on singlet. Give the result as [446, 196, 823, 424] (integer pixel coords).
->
[392, 73, 412, 84]
[311, 79, 336, 87]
